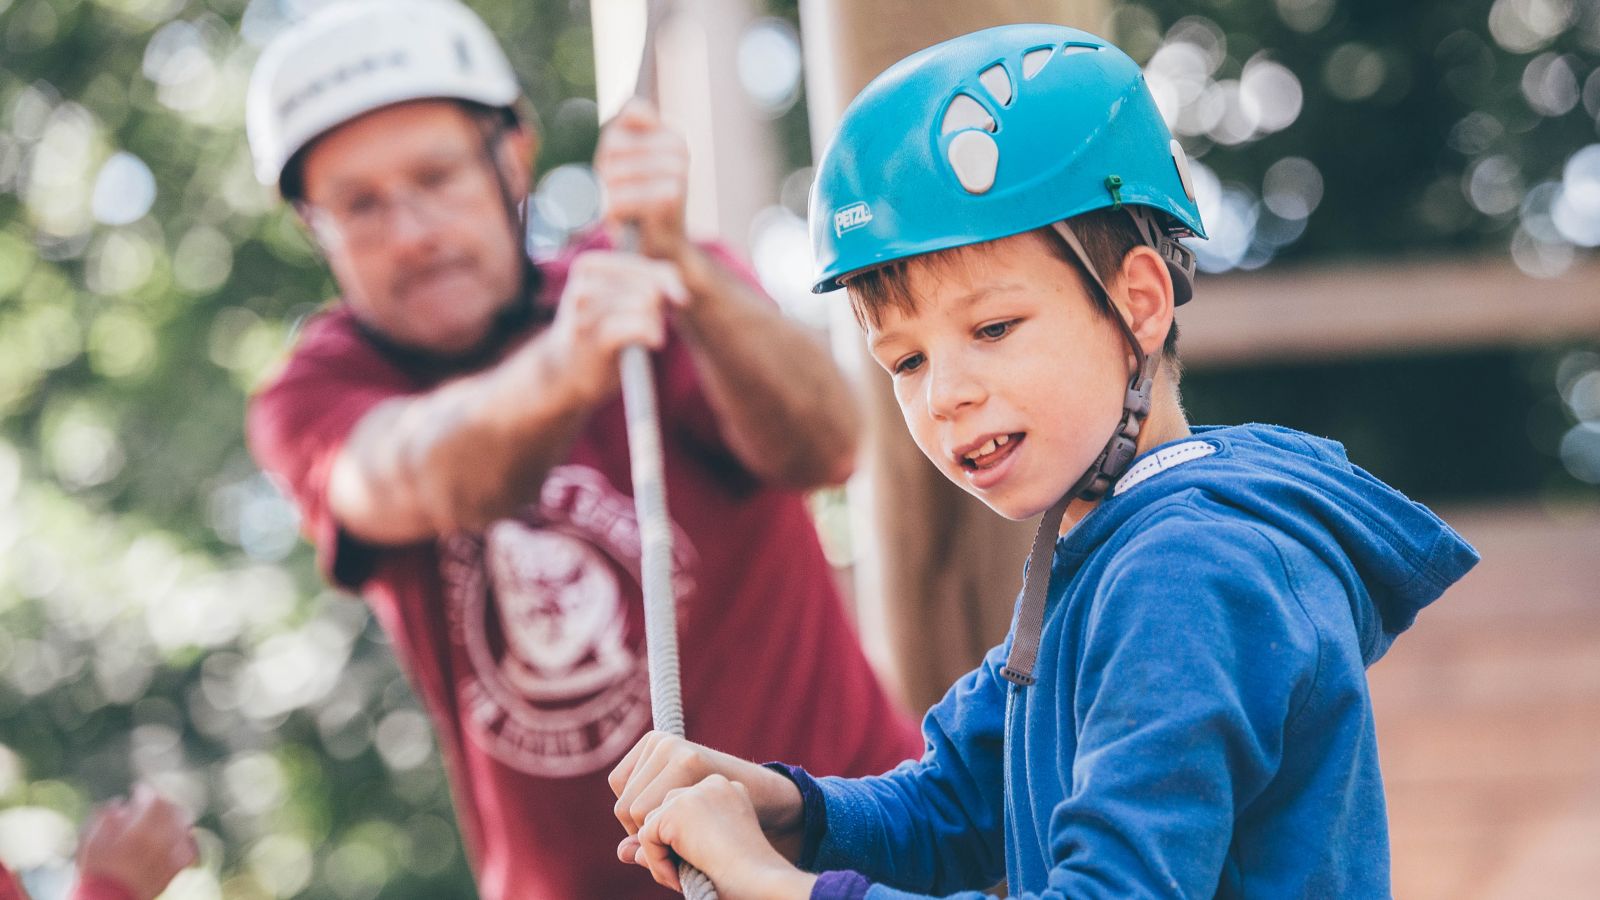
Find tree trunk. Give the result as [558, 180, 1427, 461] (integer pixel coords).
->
[798, 0, 1109, 714]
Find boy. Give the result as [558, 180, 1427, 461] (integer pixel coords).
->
[608, 24, 1479, 899]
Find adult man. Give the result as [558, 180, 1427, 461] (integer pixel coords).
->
[242, 1, 921, 897]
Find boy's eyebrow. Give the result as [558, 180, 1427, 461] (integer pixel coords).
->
[867, 281, 1029, 352]
[939, 281, 1030, 312]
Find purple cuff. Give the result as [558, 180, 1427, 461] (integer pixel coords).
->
[761, 762, 829, 870]
[811, 869, 871, 900]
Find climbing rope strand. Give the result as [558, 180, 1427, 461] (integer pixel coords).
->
[623, 343, 686, 732]
[617, 1, 715, 892]
[621, 329, 717, 900]
[615, 0, 716, 890]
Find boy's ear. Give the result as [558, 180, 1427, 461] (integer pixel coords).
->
[1115, 245, 1176, 358]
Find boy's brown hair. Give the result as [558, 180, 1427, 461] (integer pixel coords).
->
[844, 207, 1182, 361]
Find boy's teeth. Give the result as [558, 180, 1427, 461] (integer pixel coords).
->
[963, 435, 1018, 463]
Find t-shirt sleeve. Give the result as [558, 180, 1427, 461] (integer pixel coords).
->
[0, 862, 28, 900]
[246, 313, 417, 589]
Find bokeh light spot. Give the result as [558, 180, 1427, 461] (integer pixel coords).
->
[91, 152, 157, 226]
[1323, 42, 1387, 102]
[738, 18, 803, 116]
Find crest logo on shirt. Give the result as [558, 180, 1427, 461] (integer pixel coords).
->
[444, 465, 696, 777]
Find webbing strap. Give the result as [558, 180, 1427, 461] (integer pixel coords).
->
[998, 492, 1070, 686]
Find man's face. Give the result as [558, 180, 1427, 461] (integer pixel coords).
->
[862, 234, 1129, 521]
[300, 100, 533, 356]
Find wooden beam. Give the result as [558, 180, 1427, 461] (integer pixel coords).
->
[1181, 255, 1600, 368]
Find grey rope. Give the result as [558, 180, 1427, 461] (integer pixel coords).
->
[620, 343, 716, 900]
[616, 0, 716, 896]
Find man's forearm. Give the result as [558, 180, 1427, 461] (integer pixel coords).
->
[674, 248, 861, 488]
[328, 333, 593, 544]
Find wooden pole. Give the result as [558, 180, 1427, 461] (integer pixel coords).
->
[592, 0, 779, 253]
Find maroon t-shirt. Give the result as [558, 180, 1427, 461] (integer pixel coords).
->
[247, 235, 922, 899]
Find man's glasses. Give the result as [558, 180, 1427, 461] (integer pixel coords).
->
[301, 152, 497, 250]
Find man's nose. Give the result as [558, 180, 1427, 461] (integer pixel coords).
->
[925, 356, 986, 420]
[385, 191, 446, 249]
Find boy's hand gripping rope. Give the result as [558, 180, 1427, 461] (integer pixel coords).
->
[616, 1, 718, 897]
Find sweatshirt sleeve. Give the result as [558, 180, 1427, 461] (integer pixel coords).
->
[813, 513, 1320, 900]
[807, 641, 1011, 894]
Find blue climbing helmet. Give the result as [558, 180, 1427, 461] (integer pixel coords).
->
[809, 23, 1206, 299]
[812, 26, 1212, 689]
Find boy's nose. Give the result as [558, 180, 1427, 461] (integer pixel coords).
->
[925, 359, 986, 420]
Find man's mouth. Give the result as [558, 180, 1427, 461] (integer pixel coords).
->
[957, 432, 1024, 471]
[397, 258, 474, 295]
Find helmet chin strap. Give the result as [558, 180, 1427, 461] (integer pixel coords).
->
[476, 110, 549, 333]
[998, 219, 1157, 687]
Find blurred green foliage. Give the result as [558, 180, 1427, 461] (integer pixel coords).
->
[0, 0, 1595, 897]
[0, 1, 597, 896]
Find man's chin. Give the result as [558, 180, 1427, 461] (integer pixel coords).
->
[387, 301, 507, 354]
[397, 319, 493, 355]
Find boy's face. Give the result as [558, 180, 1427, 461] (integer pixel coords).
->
[862, 234, 1129, 521]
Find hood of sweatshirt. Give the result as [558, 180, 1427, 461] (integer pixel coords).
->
[1062, 423, 1481, 665]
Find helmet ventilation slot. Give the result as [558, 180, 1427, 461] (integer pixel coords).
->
[941, 93, 996, 134]
[979, 63, 1013, 106]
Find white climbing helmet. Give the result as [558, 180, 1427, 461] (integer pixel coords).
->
[246, 0, 521, 190]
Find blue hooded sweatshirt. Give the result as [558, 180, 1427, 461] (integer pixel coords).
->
[795, 424, 1479, 899]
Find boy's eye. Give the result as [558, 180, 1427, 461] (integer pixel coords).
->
[893, 352, 925, 375]
[977, 319, 1018, 340]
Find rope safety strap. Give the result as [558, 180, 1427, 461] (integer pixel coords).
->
[999, 219, 1158, 687]
[615, 1, 716, 896]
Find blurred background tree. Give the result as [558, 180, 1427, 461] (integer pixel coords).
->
[0, 0, 1594, 897]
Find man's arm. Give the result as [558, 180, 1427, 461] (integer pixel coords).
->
[674, 245, 861, 488]
[327, 252, 687, 545]
[325, 331, 587, 544]
[598, 100, 861, 489]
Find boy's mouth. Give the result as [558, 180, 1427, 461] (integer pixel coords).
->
[957, 432, 1024, 472]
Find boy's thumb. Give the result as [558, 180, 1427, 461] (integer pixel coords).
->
[617, 835, 642, 864]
